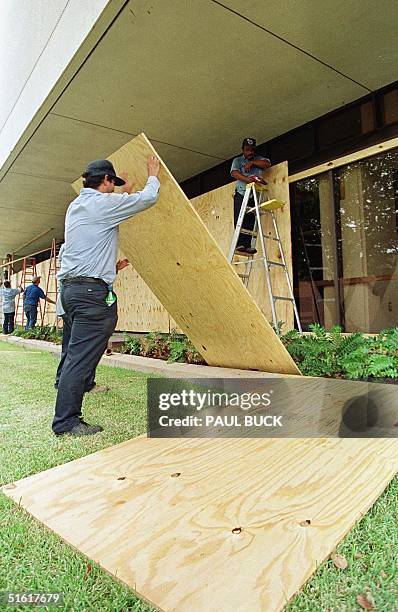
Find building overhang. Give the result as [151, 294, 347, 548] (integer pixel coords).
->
[1, 0, 398, 256]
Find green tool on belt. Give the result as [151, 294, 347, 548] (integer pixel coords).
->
[105, 284, 116, 306]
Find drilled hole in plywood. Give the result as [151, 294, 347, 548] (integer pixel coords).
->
[117, 476, 126, 481]
[176, 262, 181, 266]
[232, 527, 242, 534]
[300, 519, 311, 527]
[171, 472, 181, 478]
[202, 345, 207, 351]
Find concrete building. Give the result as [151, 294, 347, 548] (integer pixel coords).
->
[1, 0, 397, 332]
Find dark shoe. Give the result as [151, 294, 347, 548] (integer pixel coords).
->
[235, 246, 257, 256]
[55, 422, 103, 437]
[86, 384, 110, 394]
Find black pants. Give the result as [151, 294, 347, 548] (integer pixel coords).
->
[52, 281, 117, 434]
[54, 314, 96, 391]
[233, 192, 256, 249]
[3, 312, 15, 334]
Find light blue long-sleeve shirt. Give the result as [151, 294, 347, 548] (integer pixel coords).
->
[0, 287, 22, 313]
[58, 176, 160, 285]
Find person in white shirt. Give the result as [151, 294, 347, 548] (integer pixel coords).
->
[0, 281, 23, 334]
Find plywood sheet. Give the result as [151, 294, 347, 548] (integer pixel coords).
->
[72, 134, 299, 374]
[113, 253, 169, 333]
[190, 172, 294, 330]
[4, 382, 398, 612]
[36, 259, 58, 327]
[191, 182, 235, 256]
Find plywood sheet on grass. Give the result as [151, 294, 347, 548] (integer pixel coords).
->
[72, 133, 298, 374]
[4, 421, 398, 611]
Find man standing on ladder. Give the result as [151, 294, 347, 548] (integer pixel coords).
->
[52, 156, 160, 437]
[230, 138, 271, 255]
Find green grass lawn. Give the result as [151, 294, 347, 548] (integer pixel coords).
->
[0, 340, 397, 611]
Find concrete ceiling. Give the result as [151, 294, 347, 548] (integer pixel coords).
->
[2, 0, 398, 257]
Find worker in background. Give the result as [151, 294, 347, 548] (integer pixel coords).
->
[230, 138, 271, 254]
[52, 156, 160, 437]
[0, 281, 23, 334]
[24, 276, 55, 329]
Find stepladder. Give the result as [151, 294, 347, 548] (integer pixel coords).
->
[228, 181, 302, 333]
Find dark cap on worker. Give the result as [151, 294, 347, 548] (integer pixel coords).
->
[242, 137, 256, 148]
[83, 159, 126, 186]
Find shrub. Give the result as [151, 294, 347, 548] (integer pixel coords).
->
[11, 325, 62, 343]
[281, 324, 398, 380]
[119, 330, 206, 364]
[120, 334, 141, 355]
[140, 332, 170, 360]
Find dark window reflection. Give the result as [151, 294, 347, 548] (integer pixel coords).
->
[291, 149, 398, 332]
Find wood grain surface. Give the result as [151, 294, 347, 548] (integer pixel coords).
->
[4, 411, 398, 611]
[72, 133, 299, 374]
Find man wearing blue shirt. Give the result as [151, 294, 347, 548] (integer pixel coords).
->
[230, 138, 271, 254]
[0, 281, 23, 334]
[52, 156, 160, 437]
[23, 276, 55, 329]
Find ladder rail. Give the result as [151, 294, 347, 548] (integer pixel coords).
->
[251, 186, 279, 328]
[227, 188, 252, 262]
[40, 239, 59, 328]
[270, 212, 302, 333]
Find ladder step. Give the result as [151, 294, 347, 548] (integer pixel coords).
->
[240, 229, 257, 236]
[233, 256, 267, 265]
[273, 296, 295, 302]
[238, 274, 250, 279]
[258, 198, 285, 211]
[268, 261, 286, 268]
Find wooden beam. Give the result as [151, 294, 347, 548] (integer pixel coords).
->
[289, 136, 398, 184]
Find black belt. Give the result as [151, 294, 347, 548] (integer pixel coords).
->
[62, 276, 108, 288]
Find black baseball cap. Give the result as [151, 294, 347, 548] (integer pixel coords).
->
[242, 137, 256, 148]
[83, 159, 125, 186]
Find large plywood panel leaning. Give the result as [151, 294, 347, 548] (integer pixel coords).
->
[73, 133, 299, 374]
